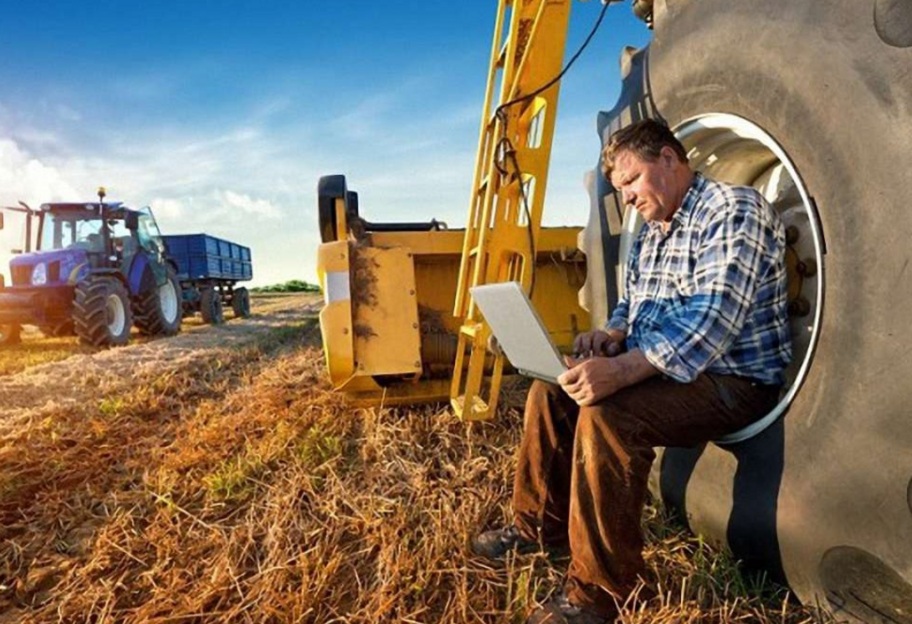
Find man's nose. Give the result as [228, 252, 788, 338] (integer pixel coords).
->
[622, 189, 636, 206]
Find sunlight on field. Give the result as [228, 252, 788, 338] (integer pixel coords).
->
[0, 329, 91, 377]
[0, 293, 316, 378]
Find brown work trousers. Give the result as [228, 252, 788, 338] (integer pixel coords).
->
[512, 374, 780, 617]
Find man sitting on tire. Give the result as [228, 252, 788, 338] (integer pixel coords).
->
[471, 119, 793, 623]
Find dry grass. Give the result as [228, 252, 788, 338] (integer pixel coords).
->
[0, 327, 94, 376]
[0, 294, 298, 378]
[0, 306, 832, 623]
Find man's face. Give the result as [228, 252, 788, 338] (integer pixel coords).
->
[610, 148, 682, 224]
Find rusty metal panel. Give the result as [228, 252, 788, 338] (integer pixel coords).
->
[350, 245, 422, 377]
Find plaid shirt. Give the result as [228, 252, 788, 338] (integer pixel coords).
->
[607, 173, 792, 385]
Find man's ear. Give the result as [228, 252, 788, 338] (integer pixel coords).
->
[660, 145, 676, 167]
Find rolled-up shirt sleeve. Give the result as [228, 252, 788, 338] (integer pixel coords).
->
[638, 200, 779, 382]
[605, 297, 629, 334]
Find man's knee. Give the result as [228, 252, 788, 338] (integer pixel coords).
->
[527, 379, 560, 404]
[524, 380, 560, 424]
[524, 380, 568, 429]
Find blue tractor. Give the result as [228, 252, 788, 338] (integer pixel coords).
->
[0, 189, 182, 348]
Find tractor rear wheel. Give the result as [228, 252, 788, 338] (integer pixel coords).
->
[0, 324, 21, 347]
[231, 287, 251, 318]
[134, 266, 182, 337]
[200, 287, 224, 325]
[73, 277, 133, 347]
[595, 0, 912, 617]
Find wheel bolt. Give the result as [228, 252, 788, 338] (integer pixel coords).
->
[788, 297, 811, 318]
[785, 226, 800, 245]
[796, 258, 817, 277]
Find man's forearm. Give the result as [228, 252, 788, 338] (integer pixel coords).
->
[613, 348, 660, 391]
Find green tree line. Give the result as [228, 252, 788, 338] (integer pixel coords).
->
[251, 279, 321, 293]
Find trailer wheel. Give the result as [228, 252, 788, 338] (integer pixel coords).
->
[73, 276, 133, 347]
[612, 0, 912, 616]
[231, 287, 251, 319]
[134, 266, 182, 337]
[200, 287, 224, 325]
[0, 324, 21, 347]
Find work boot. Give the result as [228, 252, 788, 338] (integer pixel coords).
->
[525, 593, 615, 624]
[471, 525, 541, 560]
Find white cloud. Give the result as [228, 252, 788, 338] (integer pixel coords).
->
[0, 139, 78, 204]
[219, 190, 282, 219]
[149, 197, 185, 220]
[0, 139, 78, 282]
[0, 81, 484, 286]
[176, 127, 261, 156]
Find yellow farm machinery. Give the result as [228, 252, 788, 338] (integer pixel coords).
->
[315, 1, 912, 621]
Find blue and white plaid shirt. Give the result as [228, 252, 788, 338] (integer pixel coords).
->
[607, 173, 792, 385]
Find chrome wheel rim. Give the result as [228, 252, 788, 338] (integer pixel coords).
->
[106, 293, 126, 337]
[159, 280, 179, 324]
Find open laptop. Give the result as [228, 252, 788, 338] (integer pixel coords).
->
[470, 281, 568, 384]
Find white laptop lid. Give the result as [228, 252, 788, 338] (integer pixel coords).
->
[470, 282, 567, 384]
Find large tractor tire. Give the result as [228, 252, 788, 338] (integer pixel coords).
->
[231, 287, 251, 319]
[200, 287, 224, 325]
[585, 0, 912, 619]
[73, 276, 133, 347]
[0, 324, 21, 347]
[134, 266, 182, 337]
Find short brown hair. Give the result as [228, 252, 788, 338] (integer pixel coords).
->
[601, 119, 689, 180]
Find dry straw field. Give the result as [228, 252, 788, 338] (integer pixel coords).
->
[0, 294, 831, 623]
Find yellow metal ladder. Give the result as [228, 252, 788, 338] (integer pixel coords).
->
[451, 0, 576, 420]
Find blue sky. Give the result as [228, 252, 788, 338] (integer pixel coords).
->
[0, 2, 651, 286]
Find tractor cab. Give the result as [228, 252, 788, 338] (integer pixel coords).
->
[31, 202, 162, 274]
[29, 202, 133, 277]
[40, 202, 129, 255]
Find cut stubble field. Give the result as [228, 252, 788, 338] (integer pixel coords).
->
[0, 293, 831, 623]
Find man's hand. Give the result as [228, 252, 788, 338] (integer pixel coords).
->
[558, 356, 625, 406]
[572, 329, 626, 359]
[558, 349, 661, 407]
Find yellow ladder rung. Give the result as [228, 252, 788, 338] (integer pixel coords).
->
[452, 394, 490, 418]
[496, 40, 508, 69]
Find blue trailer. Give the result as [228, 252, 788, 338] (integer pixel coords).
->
[162, 234, 253, 324]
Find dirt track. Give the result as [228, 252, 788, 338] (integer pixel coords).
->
[0, 293, 321, 432]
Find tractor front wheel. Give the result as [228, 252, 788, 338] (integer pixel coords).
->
[73, 277, 133, 347]
[200, 287, 224, 325]
[0, 324, 21, 347]
[134, 267, 182, 337]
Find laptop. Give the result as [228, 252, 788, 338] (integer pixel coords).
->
[470, 281, 568, 384]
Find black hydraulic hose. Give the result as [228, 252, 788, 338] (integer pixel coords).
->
[492, 1, 612, 298]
